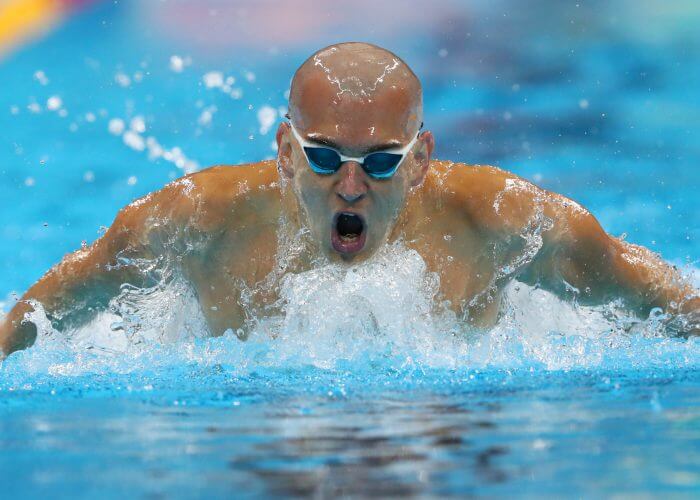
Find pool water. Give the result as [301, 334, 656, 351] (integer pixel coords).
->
[1, 0, 700, 497]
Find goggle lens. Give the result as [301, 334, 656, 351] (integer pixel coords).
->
[304, 147, 340, 173]
[362, 152, 403, 177]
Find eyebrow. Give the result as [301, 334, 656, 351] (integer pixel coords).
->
[305, 133, 404, 154]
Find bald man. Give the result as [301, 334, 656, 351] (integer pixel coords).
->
[1, 42, 698, 356]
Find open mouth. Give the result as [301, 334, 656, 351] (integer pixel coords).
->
[331, 212, 367, 255]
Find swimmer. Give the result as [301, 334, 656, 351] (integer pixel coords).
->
[1, 42, 698, 356]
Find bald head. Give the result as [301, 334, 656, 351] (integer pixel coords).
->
[288, 42, 423, 147]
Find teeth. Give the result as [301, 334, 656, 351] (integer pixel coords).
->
[340, 234, 358, 241]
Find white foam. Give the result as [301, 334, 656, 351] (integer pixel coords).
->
[4, 241, 698, 380]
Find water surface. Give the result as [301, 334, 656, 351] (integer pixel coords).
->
[1, 0, 699, 497]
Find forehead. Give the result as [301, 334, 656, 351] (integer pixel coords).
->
[292, 70, 420, 149]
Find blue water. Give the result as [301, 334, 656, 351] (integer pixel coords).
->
[1, 0, 700, 497]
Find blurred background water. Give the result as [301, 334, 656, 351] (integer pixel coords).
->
[1, 0, 699, 299]
[1, 0, 699, 497]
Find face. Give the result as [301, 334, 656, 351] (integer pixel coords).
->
[277, 73, 434, 263]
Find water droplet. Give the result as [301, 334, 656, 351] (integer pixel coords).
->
[108, 118, 125, 135]
[130, 115, 146, 133]
[46, 95, 62, 111]
[203, 71, 224, 89]
[114, 72, 131, 87]
[169, 55, 185, 73]
[34, 70, 49, 85]
[257, 105, 276, 134]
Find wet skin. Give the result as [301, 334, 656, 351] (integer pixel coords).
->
[1, 43, 698, 355]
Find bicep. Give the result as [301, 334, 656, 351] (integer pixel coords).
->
[520, 199, 618, 301]
[465, 170, 619, 299]
[522, 192, 692, 313]
[1, 180, 200, 353]
[19, 206, 155, 322]
[22, 183, 191, 320]
[0, 212, 146, 354]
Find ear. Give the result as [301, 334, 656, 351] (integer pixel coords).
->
[276, 122, 294, 179]
[409, 130, 435, 187]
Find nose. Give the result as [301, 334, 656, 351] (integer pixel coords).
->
[336, 162, 368, 203]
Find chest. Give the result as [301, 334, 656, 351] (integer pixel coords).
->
[189, 222, 508, 333]
[404, 209, 504, 299]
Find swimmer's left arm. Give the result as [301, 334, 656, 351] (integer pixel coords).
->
[456, 166, 698, 333]
[520, 189, 699, 333]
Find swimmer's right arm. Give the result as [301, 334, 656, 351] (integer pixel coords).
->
[0, 228, 141, 356]
[0, 180, 197, 357]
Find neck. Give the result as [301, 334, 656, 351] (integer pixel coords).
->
[388, 185, 422, 245]
[276, 177, 323, 272]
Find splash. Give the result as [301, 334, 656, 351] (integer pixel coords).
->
[107, 114, 200, 173]
[2, 241, 699, 387]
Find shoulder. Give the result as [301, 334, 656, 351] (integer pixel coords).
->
[175, 161, 279, 199]
[424, 160, 597, 239]
[425, 160, 519, 199]
[423, 160, 535, 232]
[116, 160, 281, 233]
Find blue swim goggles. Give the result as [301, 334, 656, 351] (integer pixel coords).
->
[289, 122, 421, 179]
